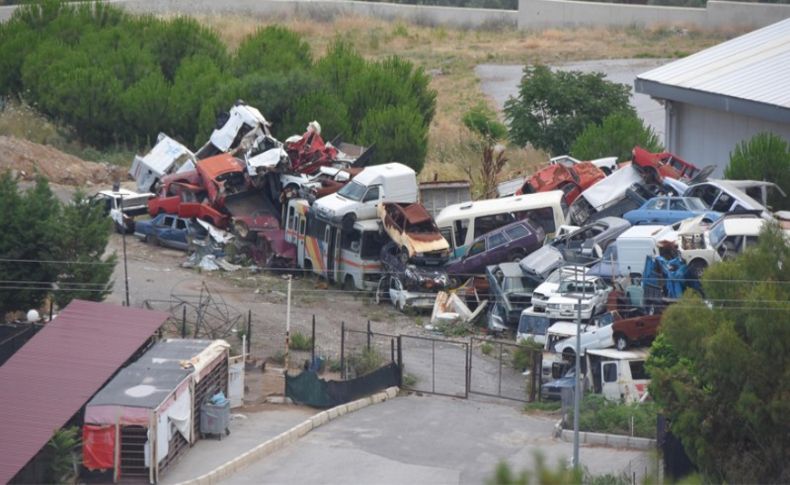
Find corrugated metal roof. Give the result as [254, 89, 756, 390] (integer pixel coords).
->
[0, 300, 169, 484]
[637, 18, 790, 109]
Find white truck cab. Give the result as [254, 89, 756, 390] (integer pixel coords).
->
[313, 162, 418, 229]
[585, 348, 650, 403]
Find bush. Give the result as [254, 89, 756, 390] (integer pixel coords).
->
[510, 339, 542, 371]
[570, 112, 663, 162]
[567, 394, 657, 439]
[290, 330, 313, 351]
[504, 65, 633, 155]
[234, 25, 312, 77]
[358, 104, 428, 172]
[481, 342, 494, 355]
[347, 347, 385, 376]
[724, 132, 790, 210]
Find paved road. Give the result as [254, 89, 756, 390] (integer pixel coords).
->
[475, 59, 668, 140]
[227, 394, 650, 484]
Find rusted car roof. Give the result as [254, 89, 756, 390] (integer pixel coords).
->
[197, 153, 244, 179]
[402, 203, 433, 225]
[0, 300, 169, 484]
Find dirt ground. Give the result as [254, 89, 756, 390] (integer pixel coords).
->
[0, 135, 120, 186]
[104, 232, 440, 367]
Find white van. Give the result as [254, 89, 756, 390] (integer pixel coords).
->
[313, 163, 418, 229]
[585, 348, 650, 403]
[128, 133, 196, 193]
[436, 191, 566, 258]
[614, 225, 677, 276]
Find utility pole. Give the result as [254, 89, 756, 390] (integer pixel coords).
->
[284, 274, 292, 371]
[573, 265, 583, 470]
[119, 194, 130, 307]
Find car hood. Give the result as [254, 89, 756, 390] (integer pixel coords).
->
[520, 246, 564, 279]
[314, 193, 357, 216]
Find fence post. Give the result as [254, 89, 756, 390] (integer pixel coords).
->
[247, 310, 252, 354]
[181, 305, 187, 339]
[311, 314, 316, 365]
[366, 320, 371, 350]
[432, 339, 436, 394]
[390, 339, 395, 363]
[397, 335, 403, 387]
[340, 321, 345, 380]
[498, 343, 503, 397]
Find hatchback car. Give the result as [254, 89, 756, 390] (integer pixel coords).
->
[134, 214, 207, 251]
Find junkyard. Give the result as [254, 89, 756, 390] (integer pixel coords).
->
[1, 1, 789, 484]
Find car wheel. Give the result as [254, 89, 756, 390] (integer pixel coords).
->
[615, 334, 628, 351]
[688, 260, 707, 280]
[343, 276, 355, 292]
[341, 213, 356, 232]
[509, 249, 525, 262]
[399, 246, 410, 264]
[143, 234, 150, 244]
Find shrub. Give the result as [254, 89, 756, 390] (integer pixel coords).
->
[724, 132, 790, 210]
[290, 330, 313, 351]
[280, 90, 352, 142]
[504, 65, 633, 155]
[347, 347, 385, 376]
[570, 112, 663, 162]
[234, 25, 312, 77]
[358, 104, 428, 172]
[481, 342, 494, 355]
[510, 339, 542, 371]
[567, 394, 657, 439]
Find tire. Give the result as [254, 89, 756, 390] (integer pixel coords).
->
[341, 213, 356, 232]
[509, 249, 525, 262]
[615, 334, 628, 351]
[688, 259, 707, 280]
[343, 276, 355, 292]
[399, 246, 410, 264]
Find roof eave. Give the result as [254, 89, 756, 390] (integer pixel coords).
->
[635, 78, 790, 125]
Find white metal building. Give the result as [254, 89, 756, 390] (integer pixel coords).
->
[635, 19, 790, 176]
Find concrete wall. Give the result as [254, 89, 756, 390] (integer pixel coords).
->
[669, 102, 790, 176]
[518, 0, 790, 30]
[0, 0, 517, 28]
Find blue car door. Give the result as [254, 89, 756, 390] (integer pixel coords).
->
[172, 218, 189, 250]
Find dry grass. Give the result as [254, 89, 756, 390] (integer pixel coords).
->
[194, 14, 740, 189]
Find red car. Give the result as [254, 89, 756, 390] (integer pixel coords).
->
[631, 147, 712, 183]
[611, 311, 663, 350]
[516, 162, 605, 205]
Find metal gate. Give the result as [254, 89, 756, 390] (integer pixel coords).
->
[468, 337, 541, 403]
[398, 335, 469, 399]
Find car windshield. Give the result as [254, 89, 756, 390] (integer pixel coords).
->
[709, 222, 727, 248]
[504, 276, 533, 293]
[685, 197, 707, 211]
[518, 313, 551, 335]
[558, 280, 596, 294]
[337, 180, 366, 201]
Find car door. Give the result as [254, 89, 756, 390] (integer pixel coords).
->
[389, 276, 403, 308]
[172, 218, 189, 250]
[360, 185, 381, 220]
[666, 198, 687, 223]
[460, 239, 487, 275]
[156, 215, 176, 244]
[485, 231, 510, 265]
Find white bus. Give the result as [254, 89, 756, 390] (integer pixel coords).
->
[435, 190, 567, 258]
[284, 199, 386, 291]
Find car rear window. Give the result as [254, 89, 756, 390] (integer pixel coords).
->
[505, 224, 531, 240]
[488, 232, 508, 249]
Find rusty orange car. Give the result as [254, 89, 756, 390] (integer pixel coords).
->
[378, 202, 450, 265]
[516, 162, 605, 205]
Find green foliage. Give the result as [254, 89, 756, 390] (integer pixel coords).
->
[567, 395, 657, 439]
[290, 330, 314, 351]
[487, 453, 582, 485]
[724, 132, 790, 210]
[646, 222, 790, 483]
[504, 65, 633, 156]
[570, 112, 663, 162]
[0, 3, 435, 169]
[348, 346, 385, 376]
[481, 341, 494, 355]
[47, 426, 81, 485]
[523, 400, 562, 412]
[511, 339, 542, 371]
[0, 175, 115, 314]
[403, 373, 418, 386]
[463, 103, 507, 141]
[234, 25, 312, 77]
[51, 191, 116, 307]
[358, 104, 428, 172]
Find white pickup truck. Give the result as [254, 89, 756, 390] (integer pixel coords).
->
[92, 188, 153, 233]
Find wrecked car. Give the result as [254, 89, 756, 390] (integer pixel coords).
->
[134, 213, 207, 251]
[684, 179, 780, 218]
[550, 154, 619, 175]
[544, 274, 612, 321]
[553, 311, 616, 358]
[551, 217, 631, 258]
[378, 202, 450, 264]
[444, 219, 545, 280]
[623, 196, 721, 226]
[196, 102, 272, 159]
[128, 133, 196, 193]
[92, 187, 153, 233]
[611, 310, 663, 350]
[631, 146, 713, 183]
[375, 274, 437, 311]
[486, 262, 538, 333]
[516, 306, 552, 345]
[313, 162, 418, 230]
[376, 242, 449, 312]
[516, 161, 605, 205]
[530, 266, 587, 312]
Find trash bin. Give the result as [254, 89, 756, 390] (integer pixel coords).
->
[200, 396, 230, 440]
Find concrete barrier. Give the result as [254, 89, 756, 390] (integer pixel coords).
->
[518, 0, 790, 30]
[176, 386, 400, 485]
[559, 429, 656, 450]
